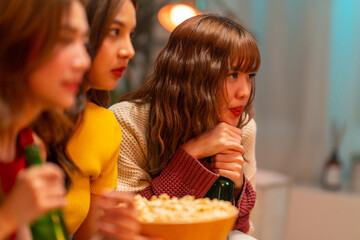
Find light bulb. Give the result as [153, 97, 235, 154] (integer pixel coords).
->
[170, 4, 198, 26]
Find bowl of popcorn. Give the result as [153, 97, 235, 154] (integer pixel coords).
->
[134, 194, 238, 240]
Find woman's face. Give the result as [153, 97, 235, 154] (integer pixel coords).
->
[87, 0, 136, 91]
[28, 1, 90, 110]
[219, 68, 255, 126]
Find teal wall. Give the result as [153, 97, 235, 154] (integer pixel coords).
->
[329, 0, 360, 182]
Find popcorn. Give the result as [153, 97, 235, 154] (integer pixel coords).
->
[134, 194, 238, 223]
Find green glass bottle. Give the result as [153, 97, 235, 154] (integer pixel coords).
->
[204, 176, 235, 203]
[23, 141, 69, 240]
[204, 157, 234, 203]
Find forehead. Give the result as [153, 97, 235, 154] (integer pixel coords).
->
[112, 0, 136, 28]
[62, 1, 89, 33]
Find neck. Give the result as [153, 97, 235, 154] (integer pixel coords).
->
[0, 104, 42, 163]
[0, 129, 20, 163]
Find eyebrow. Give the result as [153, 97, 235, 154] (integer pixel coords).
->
[61, 24, 89, 38]
[111, 19, 136, 32]
[112, 19, 125, 27]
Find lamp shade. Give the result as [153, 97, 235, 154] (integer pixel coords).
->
[158, 4, 201, 32]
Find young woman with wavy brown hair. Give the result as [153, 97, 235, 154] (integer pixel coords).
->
[0, 0, 90, 238]
[110, 14, 260, 234]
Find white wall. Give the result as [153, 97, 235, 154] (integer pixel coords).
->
[285, 186, 360, 240]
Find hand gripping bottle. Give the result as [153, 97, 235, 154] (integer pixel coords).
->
[203, 157, 234, 203]
[20, 129, 68, 240]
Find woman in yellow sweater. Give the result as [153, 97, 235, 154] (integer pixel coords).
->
[64, 0, 156, 239]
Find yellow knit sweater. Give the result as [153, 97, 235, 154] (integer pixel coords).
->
[64, 102, 122, 234]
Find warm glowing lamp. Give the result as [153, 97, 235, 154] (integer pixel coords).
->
[158, 4, 201, 32]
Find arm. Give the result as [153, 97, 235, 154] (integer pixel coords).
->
[72, 107, 122, 238]
[0, 201, 19, 239]
[187, 120, 257, 233]
[239, 119, 257, 233]
[110, 102, 220, 199]
[230, 119, 257, 233]
[232, 175, 256, 233]
[110, 102, 153, 193]
[73, 194, 99, 240]
[140, 146, 219, 199]
[141, 122, 248, 199]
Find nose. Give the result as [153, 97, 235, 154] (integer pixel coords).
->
[235, 74, 252, 100]
[73, 43, 91, 72]
[117, 36, 135, 60]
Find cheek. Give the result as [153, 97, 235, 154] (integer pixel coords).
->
[88, 55, 105, 87]
[98, 40, 115, 63]
[90, 44, 112, 75]
[28, 52, 68, 94]
[29, 61, 58, 91]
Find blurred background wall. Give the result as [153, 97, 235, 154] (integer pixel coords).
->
[112, 0, 360, 239]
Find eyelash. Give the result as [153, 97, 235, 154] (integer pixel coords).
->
[109, 28, 120, 36]
[228, 72, 256, 80]
[248, 73, 256, 80]
[230, 72, 238, 79]
[109, 28, 135, 40]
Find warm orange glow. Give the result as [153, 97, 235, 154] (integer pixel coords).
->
[158, 4, 201, 32]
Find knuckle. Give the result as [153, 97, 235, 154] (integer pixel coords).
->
[236, 155, 244, 163]
[219, 137, 226, 145]
[219, 122, 226, 127]
[235, 165, 243, 172]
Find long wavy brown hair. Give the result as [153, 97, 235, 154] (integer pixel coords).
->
[0, 0, 81, 176]
[85, 0, 138, 107]
[120, 14, 261, 176]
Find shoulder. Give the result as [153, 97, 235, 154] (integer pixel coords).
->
[109, 101, 149, 127]
[85, 102, 119, 125]
[71, 102, 122, 145]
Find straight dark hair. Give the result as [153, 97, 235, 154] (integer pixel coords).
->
[85, 0, 138, 107]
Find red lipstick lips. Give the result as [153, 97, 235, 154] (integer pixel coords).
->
[230, 106, 244, 117]
[111, 67, 126, 78]
[63, 81, 81, 94]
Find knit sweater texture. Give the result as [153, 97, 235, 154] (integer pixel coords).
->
[65, 101, 122, 234]
[109, 101, 257, 233]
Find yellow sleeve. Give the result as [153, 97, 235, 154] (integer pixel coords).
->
[90, 115, 122, 195]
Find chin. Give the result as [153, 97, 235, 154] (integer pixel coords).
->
[223, 118, 239, 127]
[58, 98, 75, 110]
